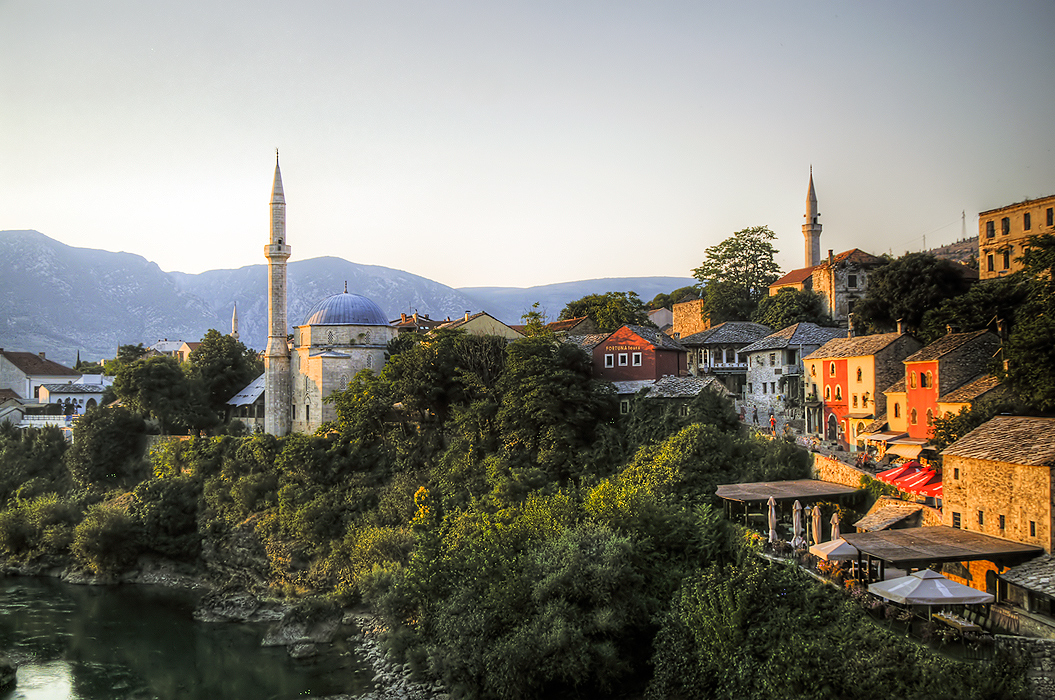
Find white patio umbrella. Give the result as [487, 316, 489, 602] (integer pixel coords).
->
[830, 511, 841, 541]
[767, 496, 778, 543]
[809, 538, 859, 561]
[868, 569, 995, 605]
[812, 504, 823, 545]
[791, 500, 805, 548]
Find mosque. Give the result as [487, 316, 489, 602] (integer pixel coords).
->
[233, 154, 397, 436]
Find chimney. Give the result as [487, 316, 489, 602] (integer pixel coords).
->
[946, 324, 953, 335]
[464, 311, 470, 321]
[401, 313, 407, 323]
[828, 249, 834, 266]
[896, 319, 905, 334]
[847, 313, 854, 338]
[38, 352, 45, 360]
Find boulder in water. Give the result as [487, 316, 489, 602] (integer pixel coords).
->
[0, 654, 16, 691]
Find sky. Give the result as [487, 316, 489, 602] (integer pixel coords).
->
[2, 1, 1054, 289]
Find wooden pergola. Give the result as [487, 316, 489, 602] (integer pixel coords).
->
[716, 479, 863, 536]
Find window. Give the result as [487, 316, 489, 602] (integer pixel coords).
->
[910, 408, 918, 425]
[305, 404, 310, 422]
[771, 382, 776, 394]
[1024, 212, 1031, 231]
[604, 354, 614, 368]
[829, 362, 836, 377]
[769, 353, 776, 366]
[678, 404, 690, 417]
[985, 220, 995, 238]
[619, 400, 629, 415]
[926, 370, 933, 387]
[747, 383, 753, 394]
[852, 394, 858, 408]
[631, 352, 642, 367]
[1048, 208, 1054, 227]
[856, 367, 863, 382]
[835, 385, 842, 401]
[952, 512, 961, 529]
[1002, 216, 1010, 234]
[953, 467, 959, 480]
[862, 391, 870, 406]
[987, 254, 995, 272]
[1031, 521, 1037, 537]
[978, 510, 984, 526]
[810, 365, 816, 377]
[910, 372, 917, 388]
[894, 403, 901, 418]
[824, 386, 831, 400]
[857, 421, 865, 436]
[999, 514, 1006, 530]
[618, 353, 628, 366]
[926, 408, 934, 424]
[763, 383, 768, 394]
[847, 274, 858, 288]
[1003, 248, 1011, 269]
[292, 404, 296, 420]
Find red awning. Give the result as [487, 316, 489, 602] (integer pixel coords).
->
[876, 461, 922, 485]
[916, 481, 943, 498]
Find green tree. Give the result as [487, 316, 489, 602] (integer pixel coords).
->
[519, 302, 552, 337]
[853, 253, 972, 334]
[920, 274, 1034, 344]
[558, 291, 651, 332]
[0, 424, 68, 502]
[929, 395, 1021, 451]
[111, 355, 205, 433]
[63, 406, 147, 488]
[692, 226, 781, 322]
[185, 329, 264, 418]
[1000, 234, 1055, 411]
[648, 285, 700, 310]
[752, 287, 831, 330]
[103, 343, 147, 375]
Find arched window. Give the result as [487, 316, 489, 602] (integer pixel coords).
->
[910, 372, 917, 388]
[810, 365, 816, 377]
[862, 392, 870, 406]
[856, 367, 863, 382]
[910, 408, 918, 425]
[926, 408, 934, 424]
[894, 403, 900, 418]
[825, 386, 831, 400]
[829, 362, 836, 377]
[835, 386, 843, 401]
[852, 394, 859, 408]
[857, 421, 866, 436]
[926, 370, 933, 388]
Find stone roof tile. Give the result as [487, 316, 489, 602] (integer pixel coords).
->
[680, 321, 773, 346]
[941, 415, 1055, 466]
[1000, 554, 1055, 598]
[739, 322, 847, 354]
[938, 374, 1005, 404]
[804, 332, 907, 360]
[903, 330, 997, 363]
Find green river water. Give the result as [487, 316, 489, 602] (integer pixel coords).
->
[0, 577, 374, 700]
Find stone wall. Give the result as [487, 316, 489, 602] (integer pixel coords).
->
[811, 452, 870, 490]
[672, 299, 710, 338]
[996, 636, 1055, 700]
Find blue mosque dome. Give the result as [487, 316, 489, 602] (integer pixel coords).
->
[301, 291, 389, 326]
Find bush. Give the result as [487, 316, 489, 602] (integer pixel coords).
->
[71, 505, 141, 574]
[0, 494, 81, 560]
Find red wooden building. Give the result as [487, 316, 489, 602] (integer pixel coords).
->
[592, 325, 687, 382]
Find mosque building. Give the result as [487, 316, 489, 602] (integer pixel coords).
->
[236, 153, 396, 436]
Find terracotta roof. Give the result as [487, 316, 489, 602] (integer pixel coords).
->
[624, 325, 686, 351]
[182, 342, 201, 351]
[679, 321, 773, 346]
[1000, 554, 1055, 598]
[0, 350, 79, 377]
[545, 316, 590, 332]
[565, 334, 610, 353]
[854, 502, 923, 532]
[903, 330, 997, 363]
[941, 415, 1055, 466]
[739, 322, 847, 354]
[804, 332, 906, 360]
[644, 375, 732, 399]
[938, 374, 1005, 404]
[770, 266, 817, 287]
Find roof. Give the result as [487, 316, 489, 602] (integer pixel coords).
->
[1000, 554, 1055, 599]
[227, 373, 265, 406]
[0, 388, 22, 401]
[301, 292, 390, 326]
[38, 383, 105, 394]
[941, 415, 1055, 466]
[545, 316, 591, 333]
[819, 248, 885, 269]
[883, 377, 907, 394]
[938, 374, 1004, 404]
[181, 341, 202, 352]
[715, 478, 860, 503]
[903, 330, 996, 363]
[860, 413, 888, 434]
[644, 375, 732, 399]
[841, 526, 1043, 568]
[679, 321, 773, 347]
[804, 332, 906, 360]
[149, 340, 184, 354]
[0, 350, 79, 377]
[739, 322, 847, 354]
[854, 502, 923, 532]
[770, 266, 817, 287]
[621, 325, 686, 351]
[611, 379, 656, 396]
[565, 334, 610, 353]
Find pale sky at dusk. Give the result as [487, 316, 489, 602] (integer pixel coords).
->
[2, 1, 1053, 289]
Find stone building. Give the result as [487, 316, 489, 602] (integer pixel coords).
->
[592, 325, 687, 383]
[803, 331, 922, 449]
[738, 322, 846, 425]
[978, 194, 1055, 280]
[678, 321, 772, 396]
[671, 297, 711, 338]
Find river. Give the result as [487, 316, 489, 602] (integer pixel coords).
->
[0, 577, 374, 700]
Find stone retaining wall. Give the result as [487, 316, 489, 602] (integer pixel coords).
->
[996, 636, 1055, 700]
[811, 452, 870, 490]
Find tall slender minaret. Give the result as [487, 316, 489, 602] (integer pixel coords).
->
[230, 302, 240, 341]
[264, 151, 292, 436]
[803, 168, 822, 268]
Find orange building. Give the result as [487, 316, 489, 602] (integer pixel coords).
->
[978, 194, 1055, 280]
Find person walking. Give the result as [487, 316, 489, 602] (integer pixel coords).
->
[770, 413, 777, 435]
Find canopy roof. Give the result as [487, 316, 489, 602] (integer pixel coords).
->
[810, 538, 860, 561]
[868, 569, 994, 605]
[715, 479, 860, 504]
[842, 526, 1043, 569]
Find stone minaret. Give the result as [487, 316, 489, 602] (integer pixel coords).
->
[803, 168, 822, 268]
[230, 302, 240, 341]
[264, 151, 292, 436]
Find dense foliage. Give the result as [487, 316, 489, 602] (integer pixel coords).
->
[692, 226, 781, 322]
[558, 291, 652, 332]
[752, 287, 832, 330]
[854, 253, 972, 334]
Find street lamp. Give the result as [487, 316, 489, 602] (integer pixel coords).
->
[804, 506, 813, 547]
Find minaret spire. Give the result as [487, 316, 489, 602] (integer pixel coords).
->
[264, 152, 292, 436]
[802, 168, 822, 268]
[230, 302, 240, 341]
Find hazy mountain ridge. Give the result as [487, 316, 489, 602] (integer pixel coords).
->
[1, 230, 695, 367]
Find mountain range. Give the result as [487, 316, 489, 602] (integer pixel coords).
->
[1, 230, 695, 367]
